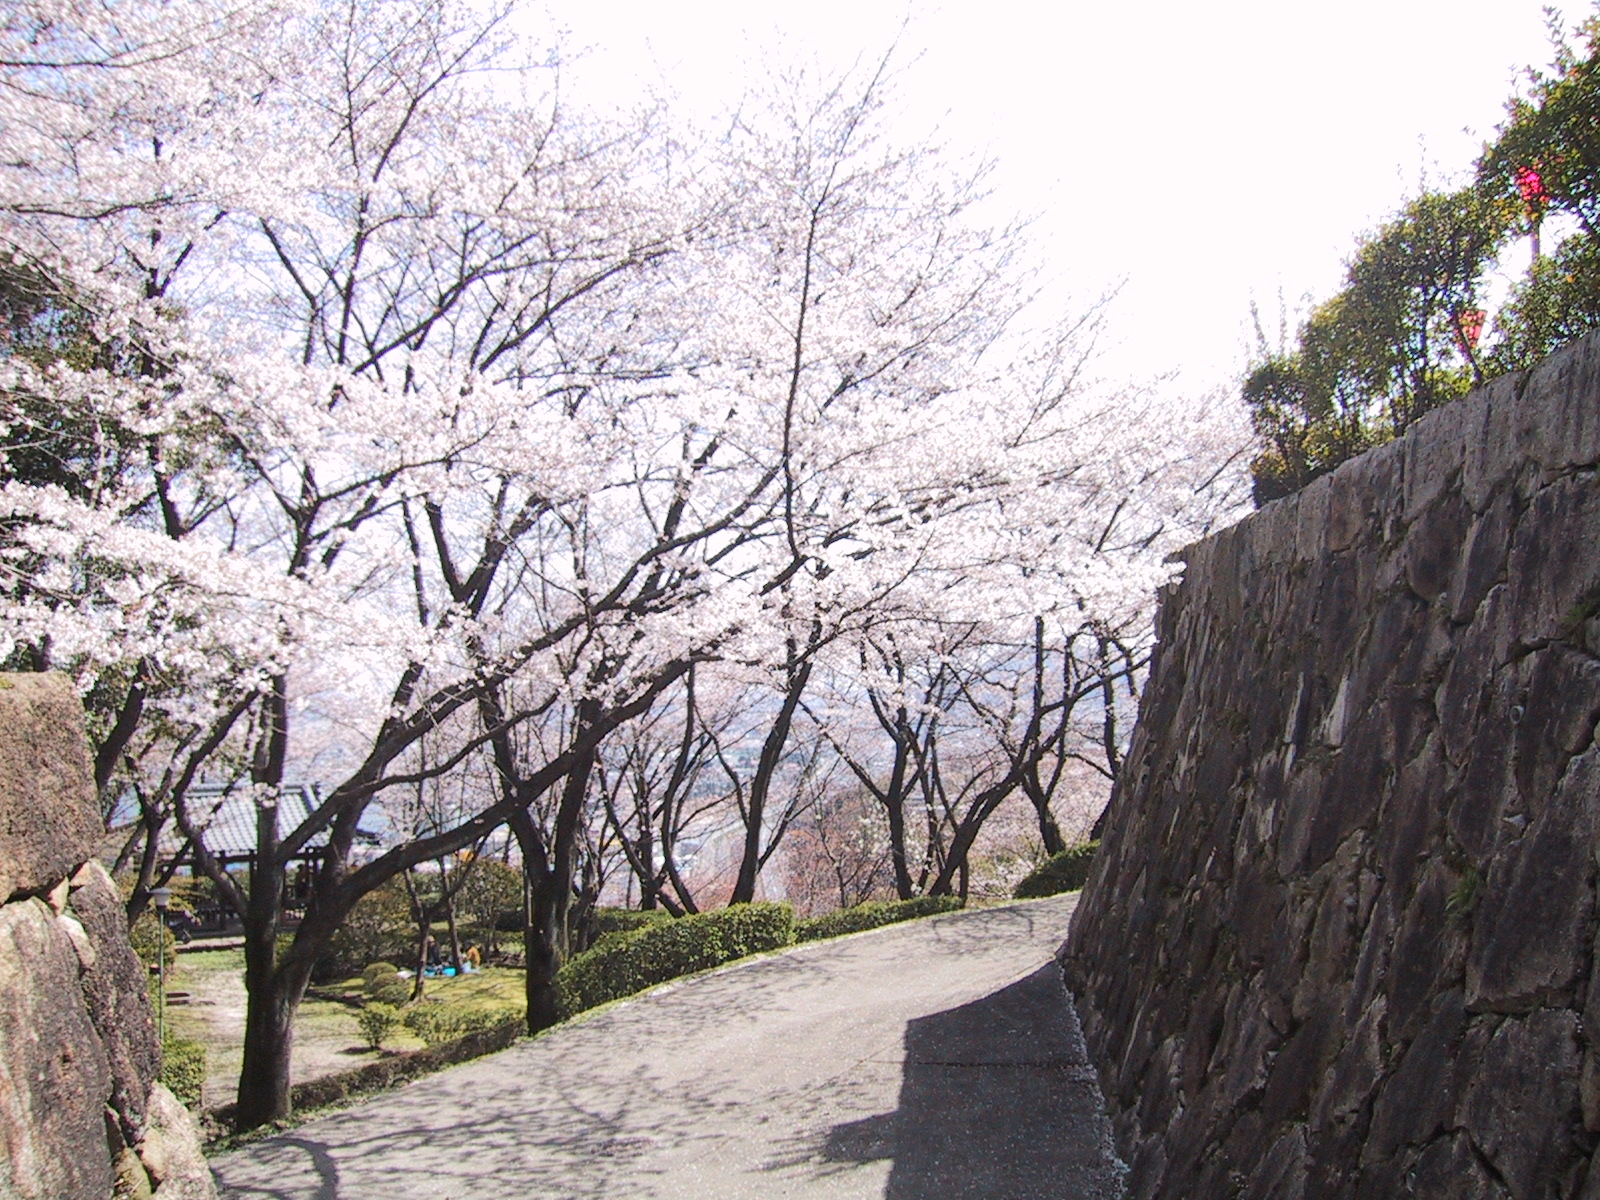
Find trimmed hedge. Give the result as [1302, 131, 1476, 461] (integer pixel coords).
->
[593, 906, 672, 936]
[1013, 841, 1099, 899]
[403, 1003, 521, 1047]
[556, 902, 794, 1019]
[206, 1018, 524, 1137]
[794, 895, 963, 942]
[160, 1035, 207, 1108]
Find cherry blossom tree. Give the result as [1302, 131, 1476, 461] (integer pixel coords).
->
[0, 0, 1249, 1130]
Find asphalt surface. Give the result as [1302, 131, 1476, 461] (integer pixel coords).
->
[211, 894, 1126, 1200]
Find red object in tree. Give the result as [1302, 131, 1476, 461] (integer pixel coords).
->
[1516, 166, 1549, 211]
[1457, 308, 1486, 355]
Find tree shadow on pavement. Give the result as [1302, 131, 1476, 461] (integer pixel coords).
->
[215, 940, 911, 1200]
[213, 899, 1095, 1200]
[814, 964, 1126, 1200]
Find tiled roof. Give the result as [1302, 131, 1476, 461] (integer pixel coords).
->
[158, 784, 372, 861]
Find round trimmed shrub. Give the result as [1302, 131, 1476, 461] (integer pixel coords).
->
[1012, 841, 1099, 899]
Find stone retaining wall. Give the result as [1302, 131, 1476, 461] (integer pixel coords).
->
[1062, 332, 1600, 1199]
[0, 673, 215, 1200]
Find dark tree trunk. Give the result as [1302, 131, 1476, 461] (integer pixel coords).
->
[881, 720, 915, 900]
[637, 818, 657, 910]
[235, 852, 293, 1127]
[235, 969, 298, 1130]
[929, 771, 1023, 897]
[511, 807, 560, 1032]
[885, 793, 913, 900]
[731, 656, 812, 904]
[404, 869, 430, 1002]
[513, 701, 601, 1031]
[1025, 777, 1067, 856]
[523, 877, 562, 1031]
[445, 889, 463, 973]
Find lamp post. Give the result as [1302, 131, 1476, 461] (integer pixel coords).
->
[151, 887, 172, 1046]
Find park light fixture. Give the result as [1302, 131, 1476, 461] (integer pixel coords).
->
[151, 887, 172, 1045]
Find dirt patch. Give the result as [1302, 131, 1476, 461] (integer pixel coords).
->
[165, 949, 423, 1109]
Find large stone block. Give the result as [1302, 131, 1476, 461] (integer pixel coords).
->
[1512, 648, 1600, 808]
[1361, 989, 1468, 1165]
[1449, 487, 1512, 624]
[1459, 1008, 1583, 1200]
[1403, 395, 1470, 523]
[0, 674, 102, 901]
[0, 899, 113, 1200]
[1467, 748, 1600, 1013]
[1523, 328, 1600, 479]
[1460, 369, 1531, 512]
[1506, 474, 1600, 649]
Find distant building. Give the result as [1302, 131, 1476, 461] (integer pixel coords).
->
[150, 783, 382, 933]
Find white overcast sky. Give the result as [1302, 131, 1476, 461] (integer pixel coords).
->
[540, 0, 1563, 398]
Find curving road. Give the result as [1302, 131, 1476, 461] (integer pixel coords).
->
[211, 895, 1125, 1200]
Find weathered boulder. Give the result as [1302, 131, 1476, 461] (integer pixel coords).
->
[0, 674, 104, 901]
[0, 673, 217, 1200]
[0, 898, 113, 1200]
[68, 860, 162, 1141]
[135, 1086, 216, 1200]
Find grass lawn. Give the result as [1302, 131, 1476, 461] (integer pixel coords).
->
[165, 949, 524, 1110]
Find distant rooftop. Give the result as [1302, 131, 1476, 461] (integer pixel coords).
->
[156, 783, 380, 864]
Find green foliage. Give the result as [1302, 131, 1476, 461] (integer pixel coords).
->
[363, 969, 410, 1007]
[1480, 11, 1600, 238]
[1490, 233, 1600, 370]
[356, 1002, 401, 1050]
[129, 911, 177, 973]
[402, 1003, 520, 1047]
[0, 259, 147, 501]
[1447, 866, 1483, 918]
[1246, 188, 1508, 505]
[593, 907, 673, 936]
[361, 962, 401, 986]
[794, 895, 963, 942]
[1247, 11, 1600, 504]
[453, 858, 524, 938]
[556, 902, 795, 1019]
[159, 1035, 206, 1109]
[319, 879, 413, 982]
[1013, 841, 1100, 899]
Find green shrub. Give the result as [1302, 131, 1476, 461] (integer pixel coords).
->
[401, 1005, 462, 1046]
[365, 974, 410, 1006]
[129, 911, 177, 973]
[592, 906, 673, 936]
[403, 1004, 520, 1047]
[794, 895, 963, 942]
[362, 961, 401, 986]
[159, 1035, 206, 1108]
[318, 879, 414, 982]
[556, 902, 794, 1019]
[1013, 841, 1100, 899]
[356, 1002, 401, 1050]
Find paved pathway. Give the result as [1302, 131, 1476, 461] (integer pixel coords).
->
[211, 895, 1126, 1199]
